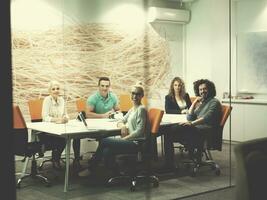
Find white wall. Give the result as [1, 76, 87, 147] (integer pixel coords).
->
[63, 0, 186, 110]
[185, 0, 230, 99]
[236, 0, 267, 32]
[186, 0, 267, 142]
[223, 0, 267, 141]
[233, 0, 267, 98]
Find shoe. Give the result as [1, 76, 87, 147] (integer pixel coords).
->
[78, 169, 91, 177]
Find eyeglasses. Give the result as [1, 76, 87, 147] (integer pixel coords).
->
[51, 87, 60, 91]
[131, 92, 142, 96]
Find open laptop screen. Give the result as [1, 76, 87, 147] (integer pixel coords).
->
[78, 111, 88, 128]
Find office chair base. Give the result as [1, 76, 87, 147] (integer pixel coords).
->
[17, 157, 51, 188]
[182, 158, 221, 177]
[38, 157, 74, 170]
[16, 173, 51, 188]
[107, 175, 159, 191]
[179, 148, 221, 177]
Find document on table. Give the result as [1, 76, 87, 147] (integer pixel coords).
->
[161, 114, 188, 124]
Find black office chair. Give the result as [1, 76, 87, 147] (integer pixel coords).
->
[177, 105, 232, 176]
[107, 108, 164, 191]
[234, 137, 267, 200]
[13, 105, 50, 188]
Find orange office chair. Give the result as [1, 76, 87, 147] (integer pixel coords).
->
[28, 98, 43, 122]
[180, 104, 232, 176]
[119, 94, 148, 115]
[108, 108, 164, 191]
[13, 105, 50, 188]
[76, 98, 87, 113]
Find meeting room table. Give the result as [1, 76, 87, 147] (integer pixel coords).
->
[25, 114, 187, 192]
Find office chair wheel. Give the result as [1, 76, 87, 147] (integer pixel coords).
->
[152, 181, 159, 188]
[130, 185, 136, 192]
[191, 167, 197, 177]
[16, 182, 21, 189]
[215, 169, 221, 176]
[38, 163, 45, 170]
[45, 181, 51, 187]
[210, 165, 216, 170]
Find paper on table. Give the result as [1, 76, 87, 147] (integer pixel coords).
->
[161, 114, 188, 124]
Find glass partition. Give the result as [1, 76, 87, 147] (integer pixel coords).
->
[11, 0, 250, 199]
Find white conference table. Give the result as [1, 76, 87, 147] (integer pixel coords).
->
[26, 114, 187, 192]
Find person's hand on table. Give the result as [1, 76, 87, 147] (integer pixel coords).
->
[179, 121, 194, 126]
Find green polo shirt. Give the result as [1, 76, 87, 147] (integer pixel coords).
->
[87, 91, 118, 114]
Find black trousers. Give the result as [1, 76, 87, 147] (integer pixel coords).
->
[38, 133, 66, 161]
[163, 124, 205, 166]
[38, 134, 81, 161]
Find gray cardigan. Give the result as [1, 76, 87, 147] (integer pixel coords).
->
[187, 97, 221, 129]
[122, 105, 151, 140]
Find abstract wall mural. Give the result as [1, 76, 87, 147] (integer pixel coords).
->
[12, 23, 171, 120]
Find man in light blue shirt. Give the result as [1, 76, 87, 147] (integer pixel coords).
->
[74, 77, 120, 172]
[87, 77, 119, 118]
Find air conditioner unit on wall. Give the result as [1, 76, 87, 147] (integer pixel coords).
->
[148, 7, 191, 24]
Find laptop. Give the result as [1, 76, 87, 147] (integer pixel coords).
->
[77, 111, 88, 128]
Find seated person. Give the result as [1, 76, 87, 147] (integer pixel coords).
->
[87, 76, 120, 118]
[165, 76, 191, 114]
[40, 80, 69, 169]
[78, 82, 150, 177]
[72, 77, 120, 168]
[164, 79, 221, 169]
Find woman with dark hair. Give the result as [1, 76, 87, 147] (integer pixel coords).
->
[165, 77, 191, 114]
[164, 79, 221, 169]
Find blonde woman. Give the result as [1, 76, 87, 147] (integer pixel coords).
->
[78, 82, 150, 177]
[40, 81, 68, 169]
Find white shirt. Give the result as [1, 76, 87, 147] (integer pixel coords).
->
[177, 99, 187, 110]
[42, 95, 68, 122]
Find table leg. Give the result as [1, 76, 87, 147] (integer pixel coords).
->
[64, 136, 71, 192]
[161, 135, 165, 156]
[19, 157, 29, 177]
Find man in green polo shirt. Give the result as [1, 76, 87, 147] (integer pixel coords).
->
[87, 77, 119, 118]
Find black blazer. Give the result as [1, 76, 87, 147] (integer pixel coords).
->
[165, 93, 192, 114]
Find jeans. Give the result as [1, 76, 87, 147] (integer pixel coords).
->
[90, 137, 138, 171]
